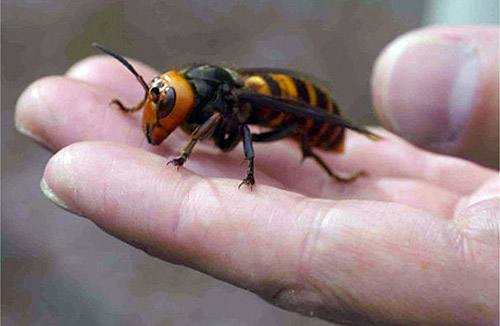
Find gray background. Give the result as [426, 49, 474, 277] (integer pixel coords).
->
[2, 1, 498, 325]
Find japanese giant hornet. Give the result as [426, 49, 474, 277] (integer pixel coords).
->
[93, 43, 379, 188]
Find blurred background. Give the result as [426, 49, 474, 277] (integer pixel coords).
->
[2, 1, 498, 325]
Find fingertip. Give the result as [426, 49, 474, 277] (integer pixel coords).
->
[15, 75, 130, 150]
[15, 76, 68, 148]
[40, 153, 78, 214]
[372, 27, 481, 142]
[40, 141, 96, 217]
[372, 26, 499, 166]
[40, 141, 165, 219]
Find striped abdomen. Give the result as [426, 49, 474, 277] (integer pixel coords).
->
[243, 73, 345, 152]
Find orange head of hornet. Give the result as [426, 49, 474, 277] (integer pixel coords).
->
[93, 43, 195, 145]
[142, 71, 195, 145]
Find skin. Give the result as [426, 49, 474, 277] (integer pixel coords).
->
[15, 26, 498, 325]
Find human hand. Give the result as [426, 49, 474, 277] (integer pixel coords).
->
[15, 26, 498, 325]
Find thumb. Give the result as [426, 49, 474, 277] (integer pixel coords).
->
[371, 26, 499, 168]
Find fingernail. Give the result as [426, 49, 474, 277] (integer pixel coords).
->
[40, 178, 74, 212]
[379, 35, 480, 146]
[16, 122, 45, 144]
[15, 78, 57, 148]
[40, 150, 82, 215]
[15, 82, 46, 143]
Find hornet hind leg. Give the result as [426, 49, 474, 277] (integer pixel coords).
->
[300, 133, 365, 183]
[239, 124, 255, 188]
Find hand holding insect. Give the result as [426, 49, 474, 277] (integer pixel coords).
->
[16, 26, 498, 325]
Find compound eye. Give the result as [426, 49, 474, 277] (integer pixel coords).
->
[150, 86, 160, 103]
[156, 87, 176, 119]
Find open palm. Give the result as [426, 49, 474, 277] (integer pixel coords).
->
[16, 26, 498, 326]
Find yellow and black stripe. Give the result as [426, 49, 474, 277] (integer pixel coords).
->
[243, 72, 345, 152]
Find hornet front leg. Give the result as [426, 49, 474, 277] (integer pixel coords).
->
[111, 97, 146, 113]
[168, 112, 222, 168]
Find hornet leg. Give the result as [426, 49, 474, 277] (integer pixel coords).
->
[168, 112, 222, 168]
[111, 97, 146, 113]
[239, 124, 255, 188]
[300, 133, 365, 183]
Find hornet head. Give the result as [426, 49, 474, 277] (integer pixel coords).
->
[93, 43, 195, 145]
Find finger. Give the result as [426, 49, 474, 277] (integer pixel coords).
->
[254, 128, 494, 197]
[372, 25, 499, 168]
[41, 141, 497, 325]
[332, 129, 496, 195]
[14, 76, 187, 155]
[15, 76, 135, 150]
[66, 55, 159, 107]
